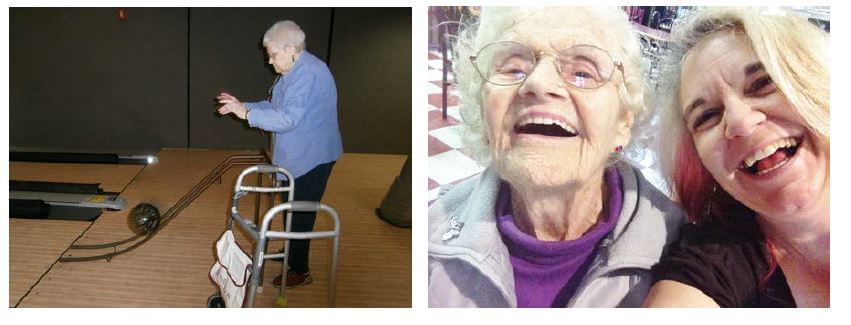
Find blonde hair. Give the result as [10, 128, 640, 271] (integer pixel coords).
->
[655, 7, 829, 215]
[263, 20, 306, 52]
[452, 7, 648, 165]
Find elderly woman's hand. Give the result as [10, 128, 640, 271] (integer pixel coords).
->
[216, 92, 248, 120]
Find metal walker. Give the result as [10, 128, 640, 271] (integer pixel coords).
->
[209, 165, 340, 307]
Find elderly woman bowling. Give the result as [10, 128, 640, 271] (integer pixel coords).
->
[428, 7, 685, 308]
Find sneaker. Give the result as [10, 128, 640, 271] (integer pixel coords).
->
[272, 269, 313, 288]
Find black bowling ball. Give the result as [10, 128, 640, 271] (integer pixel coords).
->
[128, 203, 161, 234]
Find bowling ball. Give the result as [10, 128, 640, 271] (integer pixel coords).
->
[128, 203, 160, 234]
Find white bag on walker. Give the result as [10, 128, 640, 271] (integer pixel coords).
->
[210, 230, 253, 308]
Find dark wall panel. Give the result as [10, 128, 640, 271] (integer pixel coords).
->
[10, 7, 412, 155]
[330, 8, 412, 154]
[188, 8, 333, 150]
[10, 8, 188, 152]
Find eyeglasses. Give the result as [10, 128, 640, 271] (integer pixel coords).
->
[470, 41, 624, 89]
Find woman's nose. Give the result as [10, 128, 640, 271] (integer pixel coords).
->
[518, 59, 568, 100]
[723, 96, 765, 139]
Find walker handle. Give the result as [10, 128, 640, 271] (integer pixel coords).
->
[260, 202, 340, 236]
[233, 165, 294, 193]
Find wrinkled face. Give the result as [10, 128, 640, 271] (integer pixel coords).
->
[266, 45, 296, 74]
[680, 31, 828, 219]
[483, 16, 632, 189]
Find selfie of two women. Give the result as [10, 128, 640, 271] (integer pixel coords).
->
[427, 6, 830, 308]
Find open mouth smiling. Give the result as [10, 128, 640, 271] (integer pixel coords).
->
[513, 116, 578, 138]
[740, 136, 803, 176]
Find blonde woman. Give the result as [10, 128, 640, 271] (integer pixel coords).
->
[645, 7, 829, 307]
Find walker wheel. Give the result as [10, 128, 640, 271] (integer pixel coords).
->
[275, 295, 288, 307]
[207, 293, 226, 308]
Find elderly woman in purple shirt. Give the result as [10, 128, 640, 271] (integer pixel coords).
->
[428, 7, 685, 307]
[217, 20, 342, 289]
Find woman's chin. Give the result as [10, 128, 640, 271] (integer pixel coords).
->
[740, 179, 828, 224]
[495, 154, 584, 190]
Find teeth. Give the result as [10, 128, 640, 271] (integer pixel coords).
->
[743, 137, 798, 168]
[518, 116, 576, 134]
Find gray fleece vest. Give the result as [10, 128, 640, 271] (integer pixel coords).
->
[428, 162, 686, 307]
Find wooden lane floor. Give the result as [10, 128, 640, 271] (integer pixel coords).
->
[9, 162, 145, 307]
[251, 152, 412, 307]
[14, 149, 411, 307]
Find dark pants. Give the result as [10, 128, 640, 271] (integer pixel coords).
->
[281, 161, 336, 274]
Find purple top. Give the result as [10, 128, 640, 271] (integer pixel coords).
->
[496, 167, 622, 307]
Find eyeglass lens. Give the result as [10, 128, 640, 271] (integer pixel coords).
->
[476, 42, 615, 88]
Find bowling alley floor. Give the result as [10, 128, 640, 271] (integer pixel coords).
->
[8, 148, 411, 307]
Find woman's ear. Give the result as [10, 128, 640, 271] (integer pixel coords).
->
[615, 107, 634, 146]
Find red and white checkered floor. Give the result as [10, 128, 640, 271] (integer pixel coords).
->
[427, 50, 484, 203]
